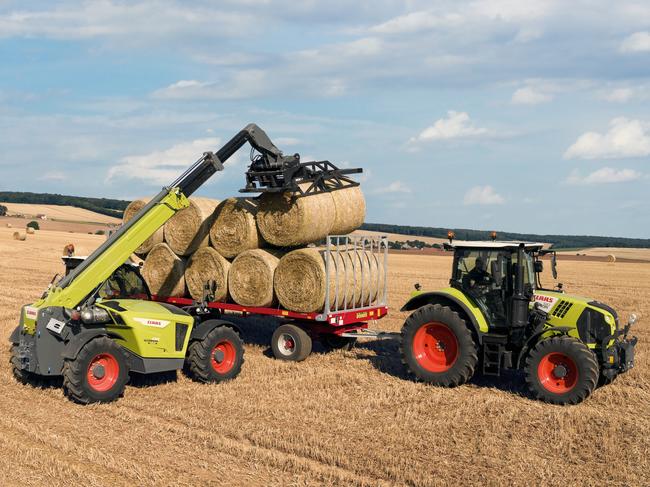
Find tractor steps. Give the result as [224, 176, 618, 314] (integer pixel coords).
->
[482, 334, 511, 376]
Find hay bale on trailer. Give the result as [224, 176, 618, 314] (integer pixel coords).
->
[25, 227, 35, 235]
[209, 197, 263, 258]
[256, 185, 335, 247]
[123, 198, 164, 256]
[330, 186, 366, 235]
[164, 197, 219, 256]
[274, 248, 349, 313]
[12, 231, 25, 241]
[337, 249, 384, 308]
[229, 249, 283, 307]
[184, 247, 230, 301]
[141, 243, 186, 298]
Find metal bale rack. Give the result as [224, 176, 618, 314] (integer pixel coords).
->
[158, 234, 393, 361]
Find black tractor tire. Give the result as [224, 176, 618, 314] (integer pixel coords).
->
[598, 369, 618, 387]
[186, 326, 244, 383]
[321, 334, 357, 352]
[400, 304, 478, 387]
[62, 336, 130, 404]
[271, 323, 312, 361]
[525, 335, 599, 405]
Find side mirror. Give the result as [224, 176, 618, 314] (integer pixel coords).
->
[551, 253, 558, 279]
[534, 260, 544, 273]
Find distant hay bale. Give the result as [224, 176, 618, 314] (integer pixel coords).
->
[330, 186, 366, 235]
[6, 223, 11, 228]
[607, 254, 616, 263]
[124, 198, 164, 256]
[209, 197, 263, 258]
[274, 248, 349, 313]
[185, 247, 230, 301]
[12, 231, 25, 241]
[257, 184, 335, 247]
[25, 227, 35, 235]
[229, 249, 283, 307]
[164, 197, 219, 256]
[141, 243, 186, 298]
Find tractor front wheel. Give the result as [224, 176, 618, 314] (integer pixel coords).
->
[525, 336, 599, 405]
[401, 304, 478, 387]
[62, 336, 129, 404]
[186, 326, 244, 383]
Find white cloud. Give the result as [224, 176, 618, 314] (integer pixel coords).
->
[566, 167, 642, 185]
[620, 31, 650, 53]
[463, 185, 505, 205]
[601, 87, 635, 102]
[39, 171, 66, 181]
[385, 181, 412, 193]
[410, 111, 489, 143]
[369, 11, 461, 34]
[107, 137, 221, 185]
[511, 86, 553, 105]
[564, 117, 650, 159]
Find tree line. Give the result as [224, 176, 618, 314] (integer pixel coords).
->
[0, 192, 128, 218]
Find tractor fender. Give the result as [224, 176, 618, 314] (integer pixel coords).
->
[62, 328, 122, 360]
[9, 325, 22, 345]
[190, 319, 241, 342]
[401, 291, 486, 343]
[516, 326, 573, 369]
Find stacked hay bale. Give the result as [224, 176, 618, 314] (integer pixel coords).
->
[130, 185, 371, 311]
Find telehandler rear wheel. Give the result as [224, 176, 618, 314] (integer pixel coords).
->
[62, 336, 130, 404]
[401, 304, 478, 387]
[186, 326, 244, 383]
[525, 336, 599, 405]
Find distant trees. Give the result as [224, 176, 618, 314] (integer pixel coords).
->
[0, 192, 128, 218]
[27, 220, 40, 230]
[0, 205, 6, 216]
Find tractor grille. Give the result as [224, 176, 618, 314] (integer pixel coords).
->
[552, 300, 573, 319]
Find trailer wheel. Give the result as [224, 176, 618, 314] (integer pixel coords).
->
[272, 324, 312, 361]
[525, 336, 598, 405]
[400, 304, 478, 387]
[186, 326, 244, 383]
[321, 334, 357, 351]
[62, 336, 129, 404]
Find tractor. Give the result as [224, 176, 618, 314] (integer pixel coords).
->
[400, 241, 637, 405]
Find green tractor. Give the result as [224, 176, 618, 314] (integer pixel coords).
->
[400, 241, 637, 405]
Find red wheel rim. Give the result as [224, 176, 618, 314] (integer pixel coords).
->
[412, 322, 459, 372]
[211, 340, 236, 374]
[86, 353, 120, 392]
[537, 352, 578, 393]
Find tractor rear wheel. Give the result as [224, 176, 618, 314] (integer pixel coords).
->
[401, 304, 478, 387]
[525, 336, 599, 405]
[62, 336, 129, 404]
[186, 326, 244, 383]
[271, 324, 312, 361]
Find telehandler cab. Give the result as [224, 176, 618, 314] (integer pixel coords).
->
[400, 241, 637, 405]
[9, 124, 361, 404]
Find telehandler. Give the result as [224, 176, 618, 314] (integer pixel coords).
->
[9, 124, 360, 403]
[400, 240, 637, 405]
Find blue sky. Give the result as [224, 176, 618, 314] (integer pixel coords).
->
[1, 1, 650, 238]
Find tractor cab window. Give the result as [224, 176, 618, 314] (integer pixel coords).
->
[511, 251, 536, 295]
[97, 265, 150, 301]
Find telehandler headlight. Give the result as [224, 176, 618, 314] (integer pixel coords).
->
[80, 307, 112, 325]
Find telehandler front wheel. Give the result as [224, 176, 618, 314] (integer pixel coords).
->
[62, 336, 130, 404]
[525, 336, 599, 405]
[401, 304, 478, 387]
[186, 326, 244, 383]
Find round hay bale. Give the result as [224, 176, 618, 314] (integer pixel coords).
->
[12, 231, 25, 241]
[124, 198, 164, 256]
[209, 197, 263, 258]
[185, 247, 230, 301]
[274, 248, 348, 313]
[229, 249, 283, 307]
[141, 243, 186, 298]
[257, 184, 335, 247]
[607, 254, 616, 263]
[6, 223, 11, 228]
[26, 227, 35, 234]
[164, 197, 219, 256]
[338, 250, 383, 307]
[330, 186, 366, 235]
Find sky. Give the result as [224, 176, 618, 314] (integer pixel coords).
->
[1, 1, 650, 238]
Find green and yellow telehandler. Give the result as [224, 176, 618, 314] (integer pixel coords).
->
[400, 241, 637, 405]
[9, 124, 361, 403]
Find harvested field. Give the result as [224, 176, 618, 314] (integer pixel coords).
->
[0, 226, 649, 486]
[0, 202, 120, 224]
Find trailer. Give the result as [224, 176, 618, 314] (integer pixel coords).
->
[155, 235, 394, 361]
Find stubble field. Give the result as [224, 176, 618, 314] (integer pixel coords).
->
[0, 227, 648, 486]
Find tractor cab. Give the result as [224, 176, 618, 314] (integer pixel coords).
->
[400, 240, 637, 405]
